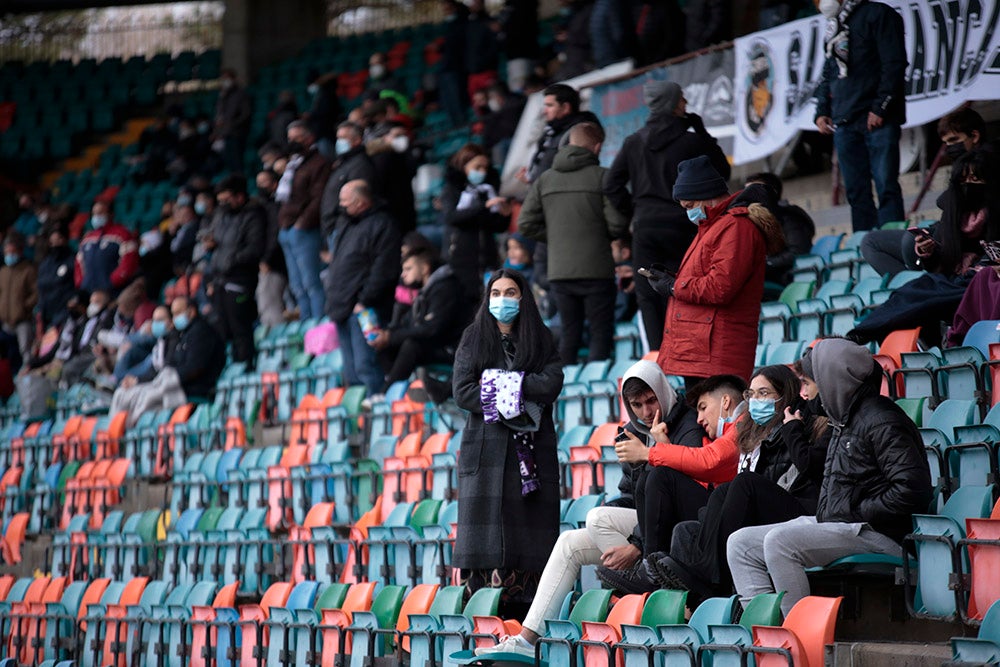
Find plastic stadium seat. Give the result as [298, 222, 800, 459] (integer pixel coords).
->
[699, 592, 785, 667]
[651, 595, 738, 665]
[579, 593, 647, 666]
[951, 597, 1000, 664]
[403, 585, 464, 665]
[534, 589, 613, 666]
[618, 589, 688, 667]
[958, 504, 1000, 623]
[751, 595, 843, 667]
[342, 584, 406, 667]
[877, 328, 921, 367]
[962, 320, 1000, 358]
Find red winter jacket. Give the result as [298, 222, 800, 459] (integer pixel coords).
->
[657, 189, 783, 381]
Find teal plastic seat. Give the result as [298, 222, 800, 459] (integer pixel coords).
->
[651, 595, 738, 666]
[951, 597, 1000, 664]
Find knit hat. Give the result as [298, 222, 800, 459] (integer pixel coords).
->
[509, 232, 537, 255]
[643, 80, 683, 117]
[673, 156, 729, 201]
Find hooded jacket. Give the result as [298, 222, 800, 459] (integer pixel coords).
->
[658, 186, 785, 381]
[387, 265, 468, 349]
[527, 110, 602, 183]
[811, 339, 932, 544]
[517, 144, 629, 281]
[0, 259, 37, 326]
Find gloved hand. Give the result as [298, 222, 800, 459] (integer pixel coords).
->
[640, 264, 675, 297]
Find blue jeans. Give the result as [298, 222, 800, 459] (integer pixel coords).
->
[834, 117, 904, 232]
[335, 316, 384, 396]
[114, 333, 156, 381]
[278, 227, 325, 320]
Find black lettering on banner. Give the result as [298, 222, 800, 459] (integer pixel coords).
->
[956, 0, 983, 84]
[787, 32, 801, 117]
[907, 3, 927, 96]
[968, 0, 999, 79]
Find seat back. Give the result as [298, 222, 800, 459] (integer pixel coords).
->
[753, 595, 842, 667]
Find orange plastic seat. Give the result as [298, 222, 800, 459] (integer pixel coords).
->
[0, 575, 14, 601]
[570, 446, 603, 498]
[101, 577, 149, 667]
[290, 503, 337, 583]
[964, 517, 1000, 621]
[51, 415, 83, 464]
[752, 596, 843, 667]
[69, 416, 100, 461]
[580, 593, 647, 667]
[589, 422, 623, 447]
[420, 433, 451, 457]
[238, 582, 293, 664]
[396, 584, 439, 651]
[95, 411, 128, 458]
[878, 328, 921, 367]
[224, 417, 247, 450]
[266, 466, 293, 531]
[1, 513, 29, 564]
[340, 498, 383, 584]
[322, 388, 346, 410]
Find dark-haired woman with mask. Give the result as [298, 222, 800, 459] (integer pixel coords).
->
[452, 268, 563, 618]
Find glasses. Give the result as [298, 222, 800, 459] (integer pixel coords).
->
[743, 388, 780, 401]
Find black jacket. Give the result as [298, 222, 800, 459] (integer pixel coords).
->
[169, 315, 226, 399]
[440, 8, 468, 74]
[497, 0, 539, 60]
[814, 0, 907, 126]
[369, 149, 416, 234]
[527, 110, 602, 183]
[752, 400, 830, 514]
[466, 10, 499, 74]
[324, 204, 400, 323]
[210, 201, 267, 286]
[482, 95, 527, 151]
[257, 196, 286, 276]
[766, 202, 816, 283]
[388, 265, 468, 349]
[36, 245, 75, 328]
[604, 112, 731, 268]
[319, 147, 379, 238]
[816, 381, 932, 544]
[684, 0, 731, 53]
[441, 173, 510, 303]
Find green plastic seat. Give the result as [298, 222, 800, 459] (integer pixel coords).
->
[895, 397, 926, 426]
[779, 281, 816, 311]
[699, 592, 785, 667]
[315, 582, 350, 611]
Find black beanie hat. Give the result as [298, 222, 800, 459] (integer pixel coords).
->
[673, 155, 728, 201]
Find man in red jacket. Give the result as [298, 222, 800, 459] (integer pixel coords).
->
[653, 156, 784, 389]
[74, 200, 139, 297]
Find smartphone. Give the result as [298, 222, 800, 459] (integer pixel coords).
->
[614, 427, 631, 443]
[906, 226, 932, 239]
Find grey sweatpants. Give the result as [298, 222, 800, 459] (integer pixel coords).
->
[727, 515, 902, 615]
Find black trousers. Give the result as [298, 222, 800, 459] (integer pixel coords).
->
[214, 282, 258, 366]
[550, 279, 616, 365]
[635, 465, 711, 555]
[378, 337, 453, 390]
[670, 472, 810, 591]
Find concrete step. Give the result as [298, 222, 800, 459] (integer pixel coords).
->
[830, 642, 952, 666]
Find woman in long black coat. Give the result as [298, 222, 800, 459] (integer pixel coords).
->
[452, 268, 563, 618]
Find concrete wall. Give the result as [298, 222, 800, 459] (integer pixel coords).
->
[221, 0, 327, 82]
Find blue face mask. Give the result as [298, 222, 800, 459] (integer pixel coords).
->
[91, 214, 108, 229]
[687, 207, 707, 224]
[467, 169, 487, 186]
[716, 411, 733, 438]
[489, 296, 520, 324]
[194, 202, 207, 216]
[173, 313, 191, 331]
[151, 320, 168, 338]
[504, 259, 527, 271]
[335, 138, 352, 156]
[4, 254, 18, 267]
[748, 398, 777, 425]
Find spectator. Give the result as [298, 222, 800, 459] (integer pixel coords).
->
[604, 81, 731, 350]
[56, 290, 116, 386]
[496, 0, 539, 92]
[745, 172, 815, 285]
[648, 358, 830, 605]
[636, 0, 687, 65]
[320, 122, 378, 241]
[862, 108, 989, 276]
[277, 120, 332, 320]
[814, 0, 907, 232]
[481, 82, 526, 166]
[727, 338, 932, 616]
[168, 204, 199, 270]
[367, 123, 417, 234]
[113, 304, 178, 383]
[268, 90, 298, 147]
[305, 72, 344, 159]
[452, 268, 563, 618]
[210, 176, 266, 366]
[213, 68, 252, 173]
[36, 224, 75, 329]
[612, 234, 638, 322]
[324, 180, 400, 399]
[13, 193, 41, 247]
[503, 233, 536, 284]
[110, 295, 226, 427]
[364, 52, 404, 100]
[524, 84, 599, 183]
[684, 0, 732, 52]
[369, 248, 467, 394]
[255, 169, 288, 327]
[466, 0, 500, 97]
[590, 0, 636, 67]
[554, 0, 595, 80]
[439, 0, 470, 126]
[75, 201, 139, 296]
[518, 122, 628, 364]
[474, 359, 700, 657]
[0, 231, 37, 363]
[655, 157, 784, 388]
[441, 144, 512, 305]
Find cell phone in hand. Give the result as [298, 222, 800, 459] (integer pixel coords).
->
[981, 240, 1000, 265]
[614, 427, 631, 443]
[907, 226, 932, 239]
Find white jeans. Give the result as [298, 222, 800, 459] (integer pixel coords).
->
[726, 515, 903, 616]
[522, 506, 637, 634]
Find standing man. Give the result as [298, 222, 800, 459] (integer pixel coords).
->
[255, 169, 288, 327]
[213, 68, 252, 174]
[604, 80, 730, 350]
[211, 176, 266, 366]
[524, 83, 600, 184]
[277, 121, 331, 321]
[0, 231, 37, 364]
[325, 180, 400, 399]
[320, 122, 378, 242]
[814, 0, 907, 232]
[75, 200, 139, 296]
[518, 122, 628, 365]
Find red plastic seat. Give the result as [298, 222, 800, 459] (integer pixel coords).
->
[752, 596, 843, 667]
[101, 577, 148, 667]
[1, 512, 29, 564]
[580, 593, 647, 667]
[340, 499, 382, 584]
[238, 582, 293, 665]
[964, 516, 1000, 621]
[396, 584, 439, 651]
[290, 502, 336, 583]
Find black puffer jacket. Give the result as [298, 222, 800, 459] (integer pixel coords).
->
[210, 201, 266, 286]
[319, 147, 378, 238]
[752, 397, 830, 515]
[323, 204, 400, 323]
[812, 340, 933, 544]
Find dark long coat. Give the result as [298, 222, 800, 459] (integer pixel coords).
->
[451, 327, 563, 572]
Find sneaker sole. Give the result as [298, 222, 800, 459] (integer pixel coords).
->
[595, 566, 655, 596]
[648, 556, 691, 591]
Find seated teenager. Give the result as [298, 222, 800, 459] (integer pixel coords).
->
[473, 360, 703, 658]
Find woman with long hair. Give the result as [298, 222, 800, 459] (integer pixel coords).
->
[451, 268, 563, 618]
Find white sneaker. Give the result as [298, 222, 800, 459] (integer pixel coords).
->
[474, 634, 535, 658]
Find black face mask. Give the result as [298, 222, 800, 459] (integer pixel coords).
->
[962, 182, 987, 211]
[287, 141, 305, 155]
[945, 142, 967, 161]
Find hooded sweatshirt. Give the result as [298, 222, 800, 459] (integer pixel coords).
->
[810, 338, 933, 543]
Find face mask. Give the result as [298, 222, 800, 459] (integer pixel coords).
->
[369, 64, 386, 79]
[197, 122, 210, 134]
[945, 142, 967, 161]
[335, 138, 352, 156]
[286, 140, 305, 155]
[139, 246, 150, 257]
[91, 214, 108, 229]
[4, 254, 18, 267]
[221, 78, 234, 90]
[151, 320, 168, 338]
[686, 207, 706, 224]
[173, 313, 191, 331]
[194, 202, 207, 216]
[307, 83, 319, 95]
[87, 303, 103, 318]
[489, 296, 520, 324]
[962, 182, 987, 211]
[504, 259, 527, 271]
[390, 135, 410, 153]
[177, 194, 193, 207]
[748, 398, 777, 425]
[716, 410, 733, 438]
[819, 0, 841, 18]
[467, 169, 487, 186]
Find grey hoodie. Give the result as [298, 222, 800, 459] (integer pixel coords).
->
[809, 338, 879, 426]
[621, 360, 678, 443]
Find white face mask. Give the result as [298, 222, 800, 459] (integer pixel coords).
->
[819, 0, 841, 19]
[370, 64, 386, 79]
[87, 303, 103, 318]
[488, 98, 503, 113]
[390, 135, 410, 153]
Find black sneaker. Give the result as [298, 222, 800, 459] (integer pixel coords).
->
[596, 560, 659, 595]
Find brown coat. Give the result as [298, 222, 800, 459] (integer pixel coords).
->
[0, 261, 38, 326]
[278, 149, 332, 230]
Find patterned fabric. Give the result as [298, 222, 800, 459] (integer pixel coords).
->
[825, 0, 864, 79]
[461, 567, 543, 606]
[480, 368, 525, 423]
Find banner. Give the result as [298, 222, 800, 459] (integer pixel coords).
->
[733, 0, 1000, 164]
[589, 50, 736, 167]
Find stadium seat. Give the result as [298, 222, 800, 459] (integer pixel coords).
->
[951, 597, 1000, 664]
[699, 592, 785, 667]
[750, 595, 843, 667]
[651, 595, 738, 665]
